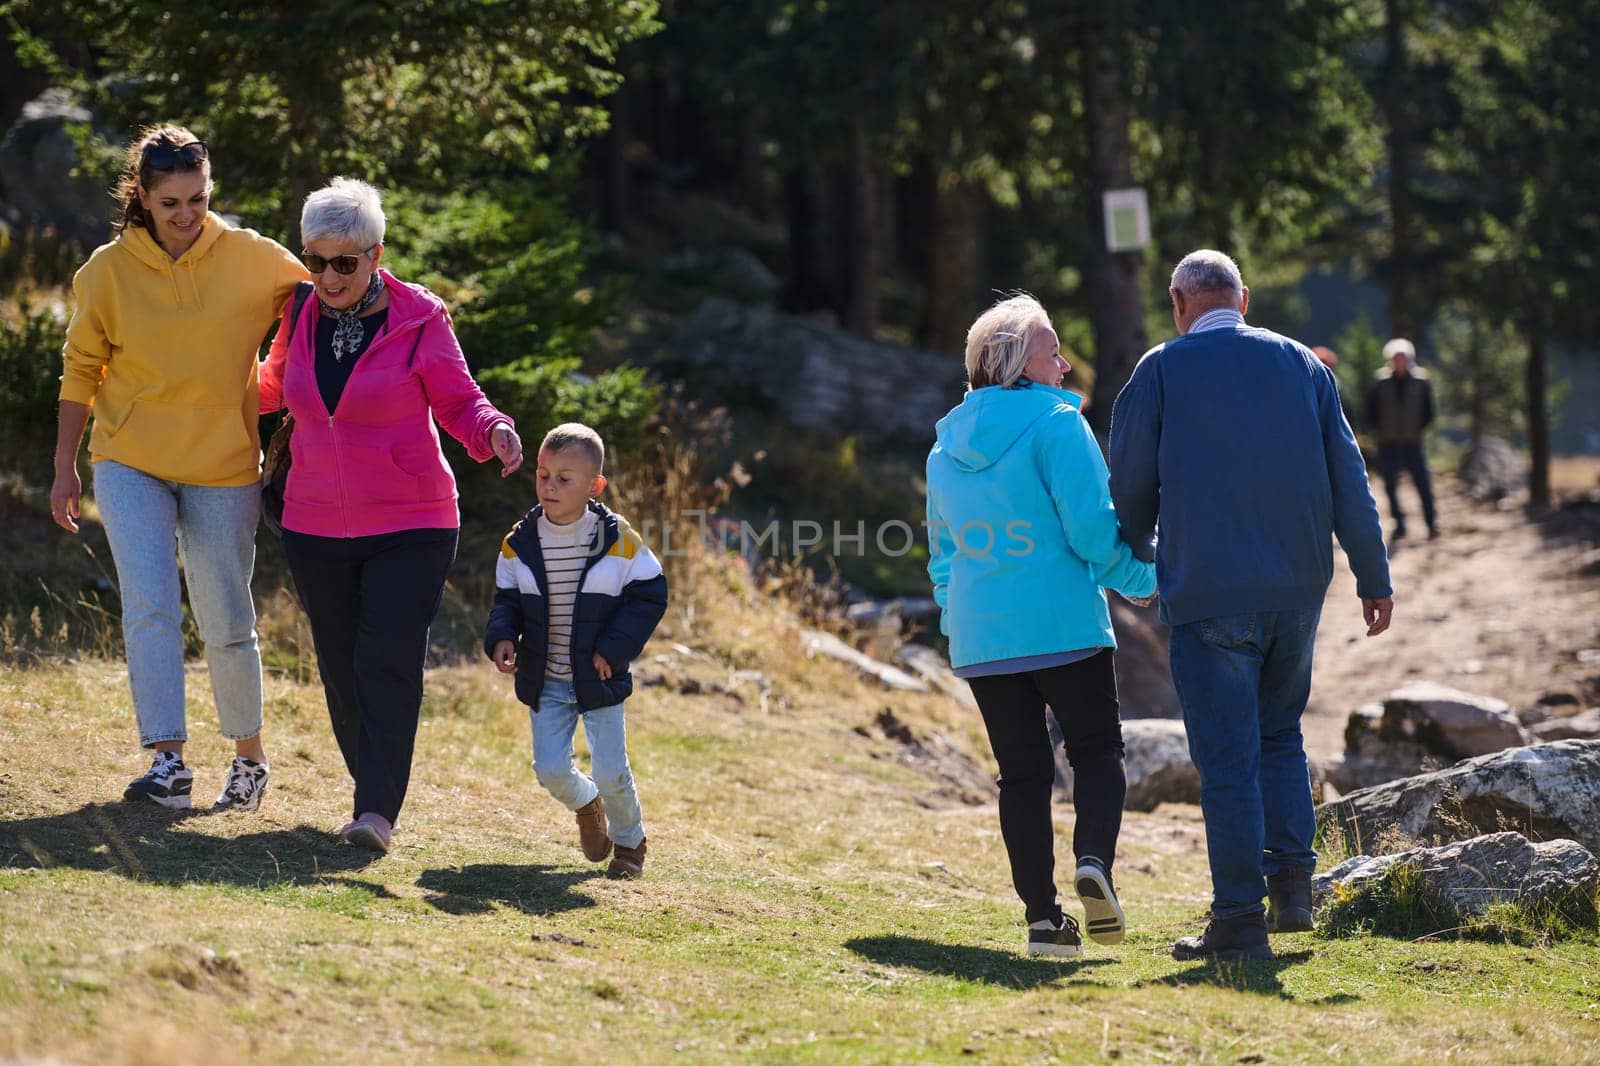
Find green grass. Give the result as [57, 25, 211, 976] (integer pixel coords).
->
[3, 621, 1599, 1063]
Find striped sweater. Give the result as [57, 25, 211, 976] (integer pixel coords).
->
[537, 509, 599, 679]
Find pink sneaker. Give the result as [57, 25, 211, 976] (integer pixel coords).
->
[340, 812, 392, 853]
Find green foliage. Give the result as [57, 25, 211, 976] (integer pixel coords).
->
[1333, 313, 1386, 425]
[478, 358, 658, 464]
[381, 173, 620, 371]
[7, 0, 662, 227]
[0, 298, 68, 446]
[1430, 305, 1524, 444]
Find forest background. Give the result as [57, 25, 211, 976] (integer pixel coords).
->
[1, 0, 1597, 623]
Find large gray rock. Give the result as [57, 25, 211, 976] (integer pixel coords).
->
[1311, 831, 1598, 919]
[0, 88, 109, 247]
[675, 298, 965, 446]
[1377, 681, 1532, 758]
[1056, 719, 1200, 813]
[1317, 739, 1600, 856]
[1531, 709, 1600, 742]
[1460, 437, 1528, 502]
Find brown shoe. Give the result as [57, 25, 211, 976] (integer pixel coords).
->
[575, 797, 611, 861]
[607, 837, 647, 879]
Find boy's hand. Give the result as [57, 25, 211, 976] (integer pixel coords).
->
[492, 640, 518, 673]
[592, 652, 613, 680]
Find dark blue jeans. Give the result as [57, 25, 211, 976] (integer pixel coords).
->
[1377, 442, 1436, 533]
[1169, 608, 1320, 919]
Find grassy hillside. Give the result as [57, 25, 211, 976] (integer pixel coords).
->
[2, 547, 1598, 1064]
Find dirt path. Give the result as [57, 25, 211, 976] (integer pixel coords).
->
[1305, 474, 1600, 757]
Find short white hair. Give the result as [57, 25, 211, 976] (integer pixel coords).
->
[1383, 337, 1416, 361]
[964, 293, 1051, 391]
[301, 177, 385, 249]
[1170, 249, 1244, 297]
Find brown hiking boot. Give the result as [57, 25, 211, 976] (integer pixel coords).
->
[607, 837, 647, 880]
[575, 797, 611, 861]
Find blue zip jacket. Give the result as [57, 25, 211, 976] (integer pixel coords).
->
[926, 383, 1156, 670]
[483, 500, 668, 711]
[1107, 322, 1391, 627]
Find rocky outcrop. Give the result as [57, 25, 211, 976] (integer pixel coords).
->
[1377, 681, 1532, 758]
[1317, 739, 1600, 856]
[1529, 709, 1600, 742]
[801, 629, 927, 692]
[675, 298, 965, 446]
[1323, 683, 1535, 793]
[1312, 831, 1598, 920]
[0, 88, 109, 247]
[1459, 437, 1528, 502]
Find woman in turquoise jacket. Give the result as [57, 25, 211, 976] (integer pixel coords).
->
[926, 294, 1156, 959]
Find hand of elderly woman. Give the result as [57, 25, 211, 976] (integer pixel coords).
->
[1124, 591, 1158, 608]
[491, 422, 524, 476]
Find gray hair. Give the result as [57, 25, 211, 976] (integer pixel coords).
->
[964, 293, 1051, 391]
[542, 422, 605, 473]
[301, 177, 386, 249]
[1170, 249, 1244, 297]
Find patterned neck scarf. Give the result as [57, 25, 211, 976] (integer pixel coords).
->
[320, 272, 387, 362]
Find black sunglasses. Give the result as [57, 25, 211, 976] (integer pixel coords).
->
[141, 141, 208, 171]
[300, 246, 377, 275]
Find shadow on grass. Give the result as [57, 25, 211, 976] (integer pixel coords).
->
[846, 935, 1113, 988]
[1132, 950, 1358, 1003]
[0, 802, 381, 888]
[416, 863, 600, 916]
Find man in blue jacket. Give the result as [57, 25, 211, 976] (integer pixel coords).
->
[1108, 250, 1394, 961]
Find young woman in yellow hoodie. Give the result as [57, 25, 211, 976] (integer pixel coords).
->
[48, 125, 308, 811]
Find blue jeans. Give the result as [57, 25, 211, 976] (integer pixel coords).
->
[92, 459, 263, 748]
[1169, 608, 1320, 919]
[531, 679, 644, 849]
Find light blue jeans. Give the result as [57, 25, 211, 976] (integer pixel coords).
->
[531, 679, 645, 848]
[93, 459, 263, 748]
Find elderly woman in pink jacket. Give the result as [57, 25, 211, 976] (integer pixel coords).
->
[259, 177, 522, 852]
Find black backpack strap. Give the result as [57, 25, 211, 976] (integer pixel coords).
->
[406, 315, 430, 369]
[284, 280, 315, 347]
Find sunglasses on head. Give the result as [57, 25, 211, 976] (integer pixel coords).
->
[141, 141, 208, 171]
[300, 246, 377, 275]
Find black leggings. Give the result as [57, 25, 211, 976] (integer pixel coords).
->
[282, 526, 458, 824]
[966, 650, 1125, 925]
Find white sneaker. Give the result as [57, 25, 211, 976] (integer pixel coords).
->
[1025, 915, 1083, 958]
[1075, 857, 1127, 945]
[124, 751, 194, 809]
[213, 757, 269, 812]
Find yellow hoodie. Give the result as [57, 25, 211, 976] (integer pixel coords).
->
[60, 212, 308, 486]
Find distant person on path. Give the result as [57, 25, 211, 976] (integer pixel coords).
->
[1364, 337, 1438, 540]
[1108, 250, 1393, 962]
[926, 294, 1157, 959]
[259, 177, 523, 853]
[50, 126, 308, 811]
[485, 423, 668, 879]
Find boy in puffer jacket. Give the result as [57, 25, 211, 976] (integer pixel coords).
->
[485, 423, 668, 878]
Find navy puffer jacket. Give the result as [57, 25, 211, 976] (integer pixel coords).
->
[483, 500, 668, 710]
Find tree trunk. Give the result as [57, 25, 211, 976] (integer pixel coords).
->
[845, 123, 882, 336]
[1526, 330, 1549, 509]
[1383, 0, 1415, 339]
[927, 168, 983, 356]
[783, 163, 833, 314]
[1082, 0, 1149, 437]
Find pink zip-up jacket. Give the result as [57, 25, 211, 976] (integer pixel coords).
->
[259, 270, 512, 538]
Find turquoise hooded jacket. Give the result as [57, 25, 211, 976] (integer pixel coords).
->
[926, 383, 1156, 670]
